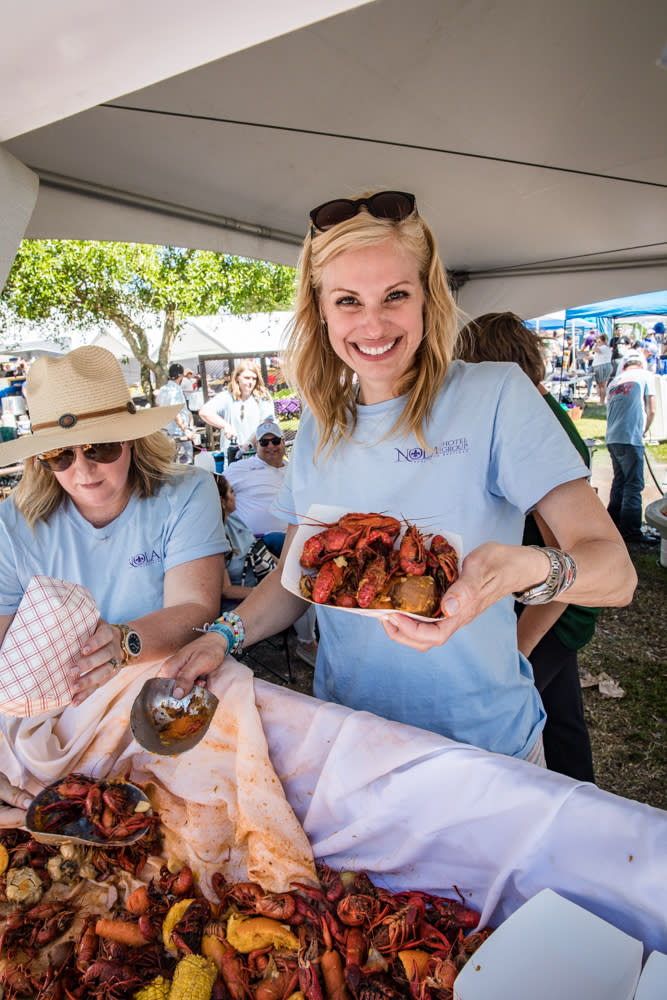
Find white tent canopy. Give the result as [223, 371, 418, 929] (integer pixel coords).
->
[190, 312, 292, 356]
[1, 0, 665, 320]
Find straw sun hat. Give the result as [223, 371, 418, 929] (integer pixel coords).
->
[0, 346, 181, 466]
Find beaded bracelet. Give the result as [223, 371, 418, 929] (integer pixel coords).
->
[206, 622, 237, 655]
[206, 610, 246, 655]
[513, 546, 578, 606]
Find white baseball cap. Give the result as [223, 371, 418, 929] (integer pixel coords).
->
[621, 351, 646, 369]
[256, 419, 284, 440]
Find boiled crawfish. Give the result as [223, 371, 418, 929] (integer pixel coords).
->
[37, 773, 153, 842]
[300, 514, 458, 613]
[301, 513, 401, 569]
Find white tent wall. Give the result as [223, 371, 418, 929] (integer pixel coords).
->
[0, 149, 38, 291]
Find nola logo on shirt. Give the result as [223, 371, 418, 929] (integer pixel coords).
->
[394, 437, 470, 463]
[129, 550, 162, 568]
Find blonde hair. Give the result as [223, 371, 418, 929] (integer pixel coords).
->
[455, 312, 547, 386]
[284, 202, 460, 456]
[229, 360, 271, 402]
[13, 431, 182, 529]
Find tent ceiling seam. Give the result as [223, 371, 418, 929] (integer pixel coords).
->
[101, 103, 667, 191]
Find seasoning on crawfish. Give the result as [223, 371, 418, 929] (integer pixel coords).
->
[299, 514, 459, 614]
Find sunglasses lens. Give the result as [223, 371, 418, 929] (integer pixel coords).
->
[83, 442, 124, 464]
[37, 449, 75, 472]
[367, 191, 415, 220]
[37, 442, 123, 471]
[259, 437, 281, 447]
[311, 199, 358, 231]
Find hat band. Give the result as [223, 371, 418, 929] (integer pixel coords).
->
[32, 401, 137, 432]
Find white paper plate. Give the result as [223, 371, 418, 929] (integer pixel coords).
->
[634, 951, 667, 1000]
[282, 503, 462, 622]
[453, 889, 642, 1000]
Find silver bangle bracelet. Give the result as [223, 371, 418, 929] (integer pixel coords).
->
[513, 546, 578, 605]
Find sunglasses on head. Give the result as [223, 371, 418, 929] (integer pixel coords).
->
[36, 441, 124, 472]
[258, 436, 283, 447]
[309, 191, 416, 234]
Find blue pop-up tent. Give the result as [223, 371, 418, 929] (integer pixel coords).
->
[564, 290, 667, 338]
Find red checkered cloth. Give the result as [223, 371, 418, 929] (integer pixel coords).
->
[0, 576, 99, 717]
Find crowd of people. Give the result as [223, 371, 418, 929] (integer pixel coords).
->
[0, 188, 659, 826]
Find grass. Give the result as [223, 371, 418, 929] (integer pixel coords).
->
[580, 551, 666, 809]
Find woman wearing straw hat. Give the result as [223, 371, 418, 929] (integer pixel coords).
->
[0, 346, 225, 824]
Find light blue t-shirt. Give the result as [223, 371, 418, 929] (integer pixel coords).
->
[0, 467, 226, 624]
[274, 360, 588, 759]
[209, 390, 275, 452]
[605, 368, 655, 447]
[156, 379, 189, 437]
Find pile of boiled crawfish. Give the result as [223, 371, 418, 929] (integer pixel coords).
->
[299, 513, 459, 616]
[29, 775, 155, 843]
[0, 825, 490, 1000]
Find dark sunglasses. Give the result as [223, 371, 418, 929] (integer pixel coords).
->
[258, 436, 283, 447]
[309, 191, 416, 234]
[37, 441, 124, 472]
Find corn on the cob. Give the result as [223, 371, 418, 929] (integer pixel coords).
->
[168, 954, 218, 1000]
[133, 975, 171, 1000]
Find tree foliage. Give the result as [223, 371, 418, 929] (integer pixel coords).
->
[1, 240, 296, 391]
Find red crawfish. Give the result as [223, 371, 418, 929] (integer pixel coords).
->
[369, 895, 427, 957]
[398, 524, 431, 576]
[312, 557, 351, 605]
[429, 535, 459, 587]
[356, 553, 392, 609]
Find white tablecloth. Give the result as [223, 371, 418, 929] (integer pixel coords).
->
[254, 679, 667, 958]
[2, 658, 664, 958]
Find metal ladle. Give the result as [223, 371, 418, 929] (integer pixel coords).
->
[130, 677, 218, 756]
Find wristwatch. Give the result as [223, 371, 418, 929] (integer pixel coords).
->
[114, 624, 143, 665]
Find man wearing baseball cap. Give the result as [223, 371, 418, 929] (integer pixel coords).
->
[224, 420, 288, 541]
[605, 351, 656, 548]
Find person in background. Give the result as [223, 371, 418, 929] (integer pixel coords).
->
[224, 420, 289, 556]
[653, 321, 667, 374]
[217, 474, 277, 601]
[0, 346, 225, 825]
[199, 360, 274, 456]
[216, 474, 318, 666]
[455, 312, 598, 781]
[180, 368, 195, 401]
[605, 351, 657, 549]
[156, 362, 197, 462]
[581, 328, 597, 372]
[161, 189, 634, 764]
[592, 333, 614, 403]
[640, 332, 659, 373]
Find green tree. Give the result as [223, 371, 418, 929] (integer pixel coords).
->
[1, 240, 296, 396]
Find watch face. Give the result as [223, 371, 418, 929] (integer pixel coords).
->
[126, 630, 142, 656]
